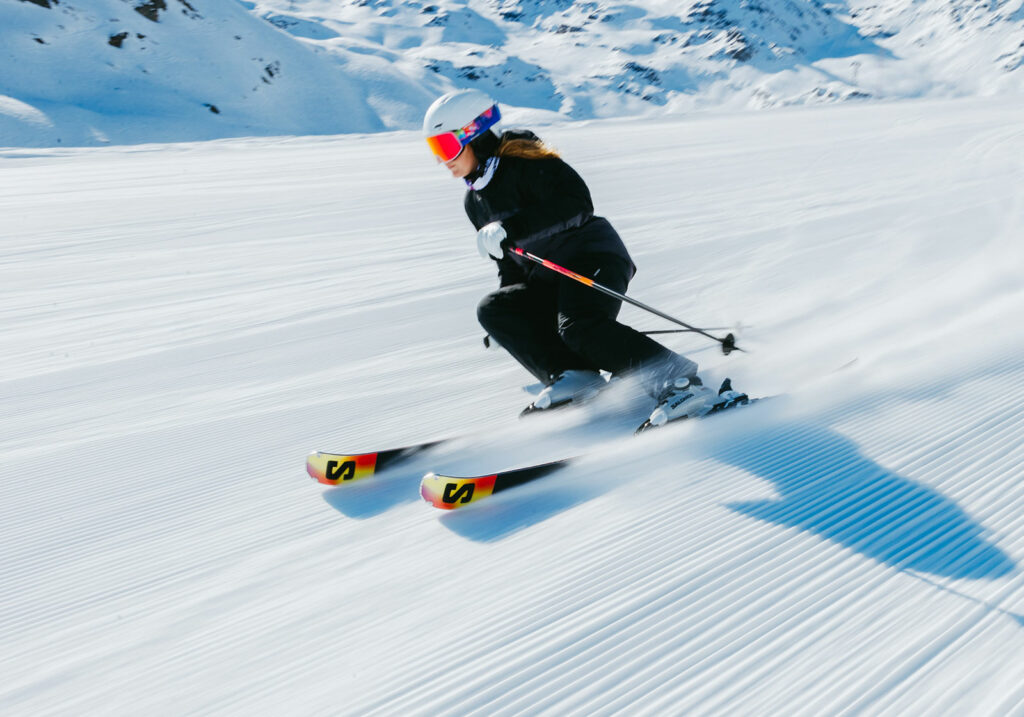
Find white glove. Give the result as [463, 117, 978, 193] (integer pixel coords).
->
[476, 221, 507, 259]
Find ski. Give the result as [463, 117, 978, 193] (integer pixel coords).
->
[419, 383, 767, 510]
[306, 394, 594, 486]
[306, 439, 447, 486]
[420, 458, 573, 510]
[309, 379, 767, 497]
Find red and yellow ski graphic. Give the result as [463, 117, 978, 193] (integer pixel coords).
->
[420, 459, 571, 510]
[306, 439, 447, 486]
[420, 473, 498, 509]
[306, 451, 380, 485]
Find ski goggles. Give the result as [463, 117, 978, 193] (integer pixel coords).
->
[425, 104, 501, 162]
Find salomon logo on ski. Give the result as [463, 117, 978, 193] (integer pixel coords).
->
[421, 473, 499, 509]
[306, 441, 448, 486]
[420, 464, 566, 510]
[326, 460, 357, 482]
[443, 483, 474, 504]
[306, 451, 383, 485]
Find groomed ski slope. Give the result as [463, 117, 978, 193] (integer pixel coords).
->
[4, 97, 1024, 715]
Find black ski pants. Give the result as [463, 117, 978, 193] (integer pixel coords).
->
[477, 254, 682, 385]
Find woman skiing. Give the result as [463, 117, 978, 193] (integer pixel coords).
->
[423, 88, 731, 427]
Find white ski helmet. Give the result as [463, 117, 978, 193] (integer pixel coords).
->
[423, 88, 501, 161]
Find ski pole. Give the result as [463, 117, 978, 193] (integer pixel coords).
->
[642, 328, 730, 336]
[507, 246, 741, 355]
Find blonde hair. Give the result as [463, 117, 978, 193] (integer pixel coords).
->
[497, 138, 562, 160]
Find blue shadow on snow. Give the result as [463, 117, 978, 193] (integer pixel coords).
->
[438, 478, 594, 542]
[712, 423, 1016, 580]
[321, 470, 422, 518]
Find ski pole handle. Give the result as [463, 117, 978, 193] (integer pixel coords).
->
[507, 246, 742, 355]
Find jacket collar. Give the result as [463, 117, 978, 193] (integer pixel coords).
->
[466, 156, 500, 190]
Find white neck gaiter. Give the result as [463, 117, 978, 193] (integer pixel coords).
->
[466, 156, 500, 191]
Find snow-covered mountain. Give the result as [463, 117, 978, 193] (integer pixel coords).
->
[256, 0, 1024, 116]
[2, 1, 1024, 144]
[0, 0, 436, 146]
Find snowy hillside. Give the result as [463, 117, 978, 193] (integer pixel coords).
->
[0, 0, 434, 146]
[4, 96, 1024, 713]
[254, 0, 1024, 112]
[4, 0, 1024, 147]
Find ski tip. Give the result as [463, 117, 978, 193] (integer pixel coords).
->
[419, 472, 444, 508]
[306, 452, 322, 482]
[420, 472, 497, 510]
[306, 451, 379, 486]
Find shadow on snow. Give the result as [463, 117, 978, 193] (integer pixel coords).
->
[438, 477, 594, 542]
[321, 470, 423, 518]
[321, 410, 1016, 585]
[711, 422, 1016, 581]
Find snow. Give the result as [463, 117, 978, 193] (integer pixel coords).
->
[3, 96, 1024, 713]
[0, 0, 419, 147]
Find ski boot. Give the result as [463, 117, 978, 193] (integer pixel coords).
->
[640, 375, 716, 430]
[636, 377, 748, 432]
[520, 370, 607, 417]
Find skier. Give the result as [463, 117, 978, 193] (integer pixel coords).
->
[423, 88, 732, 427]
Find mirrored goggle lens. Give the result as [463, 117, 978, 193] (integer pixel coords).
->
[426, 132, 463, 162]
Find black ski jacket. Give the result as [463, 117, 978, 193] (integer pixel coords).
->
[464, 131, 635, 286]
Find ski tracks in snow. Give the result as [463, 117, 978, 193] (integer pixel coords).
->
[4, 98, 1024, 715]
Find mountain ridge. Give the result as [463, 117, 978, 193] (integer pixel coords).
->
[2, 0, 1023, 146]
